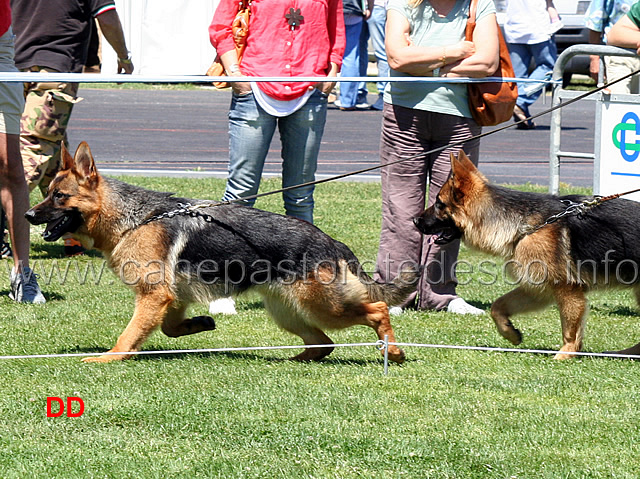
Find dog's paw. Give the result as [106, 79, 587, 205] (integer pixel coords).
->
[387, 347, 406, 364]
[82, 352, 132, 363]
[553, 352, 576, 360]
[501, 327, 522, 345]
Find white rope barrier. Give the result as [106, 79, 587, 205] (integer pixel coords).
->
[0, 341, 381, 360]
[393, 342, 640, 359]
[0, 71, 561, 85]
[2, 339, 637, 378]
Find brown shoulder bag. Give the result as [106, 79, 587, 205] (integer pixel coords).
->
[465, 0, 517, 126]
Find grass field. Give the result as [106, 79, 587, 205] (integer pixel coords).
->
[1, 176, 639, 478]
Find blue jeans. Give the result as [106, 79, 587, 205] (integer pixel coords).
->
[368, 5, 389, 95]
[339, 19, 364, 108]
[357, 21, 369, 104]
[222, 89, 328, 224]
[507, 39, 557, 115]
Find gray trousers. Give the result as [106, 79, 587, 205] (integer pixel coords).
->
[374, 103, 481, 310]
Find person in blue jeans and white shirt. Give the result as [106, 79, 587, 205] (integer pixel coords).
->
[504, 0, 560, 129]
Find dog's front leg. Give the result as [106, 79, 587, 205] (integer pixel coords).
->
[83, 289, 174, 363]
[491, 286, 552, 345]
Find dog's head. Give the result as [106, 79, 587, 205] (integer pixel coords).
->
[25, 142, 101, 242]
[413, 150, 486, 244]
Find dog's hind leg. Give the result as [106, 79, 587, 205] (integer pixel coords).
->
[553, 285, 588, 360]
[83, 290, 174, 363]
[161, 302, 216, 338]
[262, 296, 335, 361]
[491, 286, 552, 345]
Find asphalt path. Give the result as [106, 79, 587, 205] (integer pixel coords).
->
[67, 86, 597, 187]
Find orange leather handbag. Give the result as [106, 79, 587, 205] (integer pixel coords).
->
[465, 0, 518, 126]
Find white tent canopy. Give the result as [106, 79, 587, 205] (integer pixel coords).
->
[101, 0, 220, 76]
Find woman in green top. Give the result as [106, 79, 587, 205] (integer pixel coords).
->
[374, 0, 500, 315]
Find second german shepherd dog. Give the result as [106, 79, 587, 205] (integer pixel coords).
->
[26, 142, 416, 364]
[414, 150, 640, 359]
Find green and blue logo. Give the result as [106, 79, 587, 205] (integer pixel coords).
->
[612, 112, 640, 162]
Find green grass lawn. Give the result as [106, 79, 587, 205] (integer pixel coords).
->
[1, 177, 639, 478]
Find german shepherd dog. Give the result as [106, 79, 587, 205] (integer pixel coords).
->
[26, 142, 416, 364]
[414, 150, 640, 359]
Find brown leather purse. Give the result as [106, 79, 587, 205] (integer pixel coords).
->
[465, 0, 517, 126]
[207, 0, 251, 89]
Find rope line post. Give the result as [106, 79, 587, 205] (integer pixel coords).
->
[383, 335, 389, 376]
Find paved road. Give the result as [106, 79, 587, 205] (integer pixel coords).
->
[67, 87, 597, 187]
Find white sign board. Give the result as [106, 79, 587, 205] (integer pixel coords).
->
[598, 100, 640, 202]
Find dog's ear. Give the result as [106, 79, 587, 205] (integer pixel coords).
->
[73, 141, 98, 184]
[449, 150, 476, 204]
[450, 150, 477, 176]
[61, 143, 74, 171]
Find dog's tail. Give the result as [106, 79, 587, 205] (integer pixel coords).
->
[359, 265, 419, 306]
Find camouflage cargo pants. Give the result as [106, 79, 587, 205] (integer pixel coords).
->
[20, 67, 82, 196]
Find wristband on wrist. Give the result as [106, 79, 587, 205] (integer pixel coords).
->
[118, 52, 132, 64]
[227, 63, 241, 74]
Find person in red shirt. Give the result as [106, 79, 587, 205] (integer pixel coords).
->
[209, 0, 345, 224]
[208, 0, 345, 315]
[0, 0, 45, 302]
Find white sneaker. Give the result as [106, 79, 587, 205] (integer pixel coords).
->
[9, 266, 46, 304]
[389, 306, 404, 317]
[446, 298, 484, 315]
[208, 297, 237, 315]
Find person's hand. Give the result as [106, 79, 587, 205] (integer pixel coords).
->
[117, 57, 134, 74]
[589, 55, 600, 82]
[452, 40, 475, 59]
[312, 81, 336, 95]
[229, 71, 251, 94]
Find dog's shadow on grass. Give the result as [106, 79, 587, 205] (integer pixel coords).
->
[60, 346, 385, 366]
[29, 243, 102, 259]
[594, 305, 638, 317]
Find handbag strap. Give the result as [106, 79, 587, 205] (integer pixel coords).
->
[465, 0, 478, 41]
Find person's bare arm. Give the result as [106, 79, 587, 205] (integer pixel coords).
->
[219, 49, 251, 94]
[96, 9, 134, 74]
[385, 9, 475, 76]
[607, 14, 640, 54]
[588, 28, 603, 81]
[441, 13, 499, 78]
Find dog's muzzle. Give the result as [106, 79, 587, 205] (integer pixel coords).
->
[25, 207, 83, 242]
[413, 213, 462, 245]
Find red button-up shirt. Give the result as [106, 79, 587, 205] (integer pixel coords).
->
[209, 0, 345, 101]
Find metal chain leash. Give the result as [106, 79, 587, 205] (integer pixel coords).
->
[140, 202, 222, 225]
[524, 187, 640, 235]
